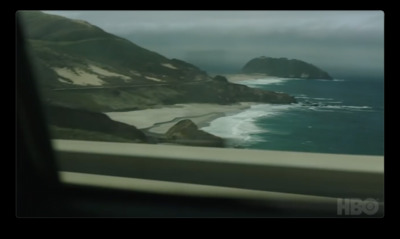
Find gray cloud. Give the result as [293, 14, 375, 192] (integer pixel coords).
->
[44, 10, 384, 78]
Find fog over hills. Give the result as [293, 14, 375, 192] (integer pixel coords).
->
[44, 11, 383, 79]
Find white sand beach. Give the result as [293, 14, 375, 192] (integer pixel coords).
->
[105, 103, 255, 134]
[222, 73, 272, 83]
[222, 74, 291, 86]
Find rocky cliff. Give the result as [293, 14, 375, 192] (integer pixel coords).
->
[165, 119, 224, 147]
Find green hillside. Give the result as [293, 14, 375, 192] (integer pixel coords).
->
[18, 11, 296, 112]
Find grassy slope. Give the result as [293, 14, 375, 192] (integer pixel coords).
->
[45, 86, 183, 112]
[44, 104, 148, 142]
[19, 11, 174, 74]
[49, 126, 138, 143]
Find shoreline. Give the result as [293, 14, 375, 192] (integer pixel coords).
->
[105, 102, 256, 135]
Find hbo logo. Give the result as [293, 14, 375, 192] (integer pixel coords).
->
[337, 198, 379, 216]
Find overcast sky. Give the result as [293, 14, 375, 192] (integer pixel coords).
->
[45, 10, 384, 79]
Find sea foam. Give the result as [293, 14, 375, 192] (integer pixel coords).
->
[239, 77, 295, 86]
[201, 104, 294, 146]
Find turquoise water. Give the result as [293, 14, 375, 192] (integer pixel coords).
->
[201, 77, 384, 156]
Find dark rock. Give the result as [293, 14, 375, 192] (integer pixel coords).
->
[213, 75, 229, 83]
[165, 119, 224, 147]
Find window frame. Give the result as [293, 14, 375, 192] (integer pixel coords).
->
[54, 139, 384, 200]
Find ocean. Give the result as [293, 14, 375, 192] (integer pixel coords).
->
[201, 77, 384, 156]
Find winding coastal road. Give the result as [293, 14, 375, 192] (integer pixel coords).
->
[51, 81, 211, 91]
[51, 83, 170, 91]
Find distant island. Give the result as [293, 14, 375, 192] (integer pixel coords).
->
[242, 56, 332, 80]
